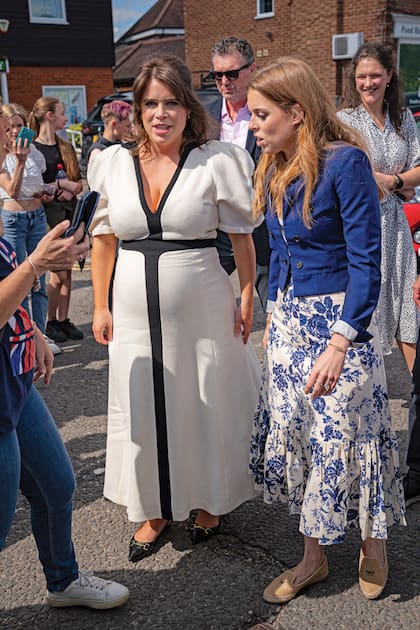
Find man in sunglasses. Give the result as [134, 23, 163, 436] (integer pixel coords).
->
[207, 36, 270, 311]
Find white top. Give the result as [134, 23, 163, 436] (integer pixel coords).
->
[88, 140, 261, 239]
[0, 145, 46, 200]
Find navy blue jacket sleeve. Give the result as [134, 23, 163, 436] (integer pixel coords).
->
[268, 247, 280, 304]
[334, 149, 381, 341]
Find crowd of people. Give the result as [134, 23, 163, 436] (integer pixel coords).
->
[1, 36, 420, 614]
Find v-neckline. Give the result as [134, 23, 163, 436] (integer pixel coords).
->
[134, 144, 195, 218]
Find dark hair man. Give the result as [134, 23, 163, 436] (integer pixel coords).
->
[206, 36, 270, 311]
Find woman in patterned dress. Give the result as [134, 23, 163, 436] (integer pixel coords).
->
[339, 42, 420, 369]
[247, 57, 406, 603]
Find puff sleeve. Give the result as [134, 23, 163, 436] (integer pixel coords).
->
[207, 141, 262, 233]
[87, 145, 119, 236]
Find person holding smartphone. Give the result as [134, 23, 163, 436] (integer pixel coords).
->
[30, 97, 84, 345]
[0, 219, 129, 609]
[0, 102, 61, 355]
[0, 101, 129, 609]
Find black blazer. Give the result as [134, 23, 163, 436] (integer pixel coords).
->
[205, 97, 270, 266]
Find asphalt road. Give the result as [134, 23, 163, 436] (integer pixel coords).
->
[1, 269, 419, 630]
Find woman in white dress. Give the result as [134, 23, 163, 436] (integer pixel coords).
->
[338, 42, 420, 370]
[88, 54, 261, 562]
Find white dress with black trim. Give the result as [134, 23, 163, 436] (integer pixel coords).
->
[88, 140, 261, 523]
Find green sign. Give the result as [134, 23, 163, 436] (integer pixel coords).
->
[0, 58, 9, 72]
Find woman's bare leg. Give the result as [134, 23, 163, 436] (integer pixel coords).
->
[133, 518, 169, 543]
[396, 339, 416, 373]
[195, 509, 220, 529]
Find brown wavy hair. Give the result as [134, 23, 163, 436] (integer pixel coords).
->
[250, 57, 370, 227]
[131, 54, 211, 155]
[29, 96, 80, 181]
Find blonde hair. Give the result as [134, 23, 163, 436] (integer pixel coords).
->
[250, 57, 368, 228]
[3, 102, 29, 125]
[29, 96, 80, 181]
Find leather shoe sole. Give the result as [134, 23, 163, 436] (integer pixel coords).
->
[263, 557, 328, 604]
[359, 545, 388, 599]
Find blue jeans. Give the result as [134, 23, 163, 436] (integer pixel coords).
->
[1, 208, 48, 333]
[0, 387, 79, 592]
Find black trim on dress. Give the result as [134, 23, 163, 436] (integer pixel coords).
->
[125, 143, 209, 519]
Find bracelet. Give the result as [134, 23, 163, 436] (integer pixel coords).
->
[26, 256, 41, 292]
[328, 342, 347, 354]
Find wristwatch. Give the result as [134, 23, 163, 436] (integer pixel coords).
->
[393, 174, 404, 190]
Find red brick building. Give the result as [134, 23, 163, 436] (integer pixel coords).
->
[184, 0, 420, 102]
[0, 1, 115, 120]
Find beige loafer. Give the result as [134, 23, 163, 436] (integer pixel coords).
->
[359, 545, 388, 600]
[263, 557, 329, 604]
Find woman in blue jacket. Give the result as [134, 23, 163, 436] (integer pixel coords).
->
[247, 57, 406, 603]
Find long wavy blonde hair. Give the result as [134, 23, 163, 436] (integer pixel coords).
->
[250, 57, 369, 228]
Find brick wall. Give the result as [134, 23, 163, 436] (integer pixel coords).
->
[184, 0, 419, 99]
[6, 67, 114, 116]
[394, 0, 420, 13]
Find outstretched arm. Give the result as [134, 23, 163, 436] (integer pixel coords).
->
[0, 221, 88, 328]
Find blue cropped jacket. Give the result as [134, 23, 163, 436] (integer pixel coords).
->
[266, 145, 381, 343]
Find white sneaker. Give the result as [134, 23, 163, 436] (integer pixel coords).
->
[46, 570, 129, 609]
[43, 334, 62, 355]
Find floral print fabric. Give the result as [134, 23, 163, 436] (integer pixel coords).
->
[250, 285, 406, 544]
[338, 107, 420, 354]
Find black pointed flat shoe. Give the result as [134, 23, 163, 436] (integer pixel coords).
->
[128, 521, 171, 563]
[128, 537, 157, 562]
[191, 521, 221, 545]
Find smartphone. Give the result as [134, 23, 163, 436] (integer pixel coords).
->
[62, 190, 100, 240]
[16, 126, 35, 147]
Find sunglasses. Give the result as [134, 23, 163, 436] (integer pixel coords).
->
[209, 62, 252, 81]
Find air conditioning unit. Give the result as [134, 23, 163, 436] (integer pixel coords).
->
[332, 33, 364, 60]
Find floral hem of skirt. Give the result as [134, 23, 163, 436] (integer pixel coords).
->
[249, 287, 406, 545]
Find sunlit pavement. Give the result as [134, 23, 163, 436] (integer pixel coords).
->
[1, 270, 419, 630]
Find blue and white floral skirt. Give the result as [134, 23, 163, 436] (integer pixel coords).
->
[250, 285, 406, 545]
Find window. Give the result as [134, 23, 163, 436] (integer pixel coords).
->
[256, 0, 274, 18]
[28, 0, 68, 24]
[42, 86, 87, 125]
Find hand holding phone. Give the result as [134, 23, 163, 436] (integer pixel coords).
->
[16, 127, 35, 147]
[42, 184, 56, 196]
[62, 190, 100, 241]
[61, 190, 100, 270]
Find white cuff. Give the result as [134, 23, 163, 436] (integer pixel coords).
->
[266, 299, 276, 314]
[329, 319, 357, 341]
